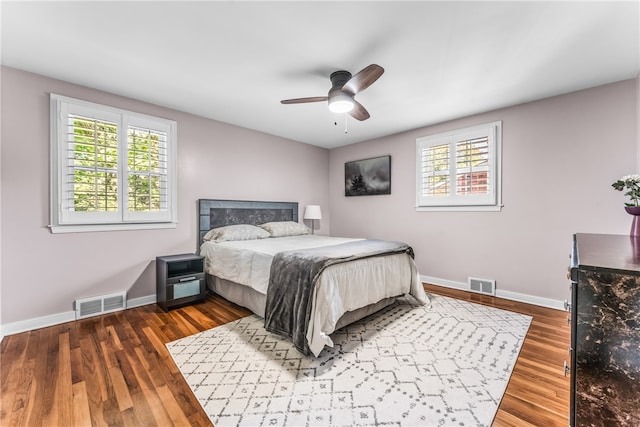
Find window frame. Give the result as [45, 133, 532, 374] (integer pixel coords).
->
[50, 94, 177, 233]
[415, 121, 502, 212]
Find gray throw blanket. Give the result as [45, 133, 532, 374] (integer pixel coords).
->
[264, 239, 415, 355]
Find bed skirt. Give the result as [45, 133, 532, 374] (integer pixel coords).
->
[206, 274, 398, 332]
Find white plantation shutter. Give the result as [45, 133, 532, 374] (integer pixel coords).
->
[59, 103, 122, 225]
[419, 141, 451, 197]
[50, 94, 177, 232]
[455, 135, 490, 195]
[416, 122, 501, 210]
[124, 117, 172, 222]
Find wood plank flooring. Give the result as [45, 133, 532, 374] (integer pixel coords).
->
[1, 284, 571, 426]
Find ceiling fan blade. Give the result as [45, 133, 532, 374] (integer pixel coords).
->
[349, 100, 370, 121]
[342, 64, 384, 95]
[281, 96, 328, 104]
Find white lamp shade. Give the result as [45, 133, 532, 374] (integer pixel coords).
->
[304, 205, 322, 220]
[328, 92, 354, 113]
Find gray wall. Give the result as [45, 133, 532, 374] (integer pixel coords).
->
[329, 78, 638, 304]
[1, 65, 637, 332]
[0, 66, 330, 327]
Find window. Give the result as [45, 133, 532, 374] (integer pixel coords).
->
[50, 94, 177, 233]
[416, 121, 502, 211]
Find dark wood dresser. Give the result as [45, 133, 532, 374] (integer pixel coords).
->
[569, 233, 640, 426]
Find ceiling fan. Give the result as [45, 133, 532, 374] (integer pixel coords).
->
[280, 64, 384, 121]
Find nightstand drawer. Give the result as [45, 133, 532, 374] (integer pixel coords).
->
[166, 271, 205, 286]
[171, 277, 203, 299]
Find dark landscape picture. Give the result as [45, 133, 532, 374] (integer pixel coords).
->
[345, 155, 391, 196]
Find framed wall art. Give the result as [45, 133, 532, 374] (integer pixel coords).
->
[344, 155, 391, 196]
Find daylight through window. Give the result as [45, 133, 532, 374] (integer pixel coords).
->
[50, 94, 177, 232]
[416, 121, 502, 211]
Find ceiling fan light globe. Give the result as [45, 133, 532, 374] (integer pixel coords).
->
[328, 98, 354, 113]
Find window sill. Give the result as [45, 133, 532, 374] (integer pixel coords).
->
[48, 222, 178, 234]
[416, 205, 503, 212]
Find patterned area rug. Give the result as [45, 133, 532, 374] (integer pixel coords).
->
[166, 294, 531, 427]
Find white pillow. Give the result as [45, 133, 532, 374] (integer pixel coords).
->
[259, 221, 310, 237]
[203, 224, 270, 242]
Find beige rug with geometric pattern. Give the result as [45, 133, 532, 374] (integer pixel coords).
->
[167, 294, 531, 426]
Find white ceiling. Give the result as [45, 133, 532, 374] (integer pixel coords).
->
[2, 1, 639, 149]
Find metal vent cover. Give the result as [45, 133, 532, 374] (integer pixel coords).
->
[468, 277, 496, 296]
[75, 291, 127, 320]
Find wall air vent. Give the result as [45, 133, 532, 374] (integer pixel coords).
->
[468, 277, 496, 296]
[75, 291, 127, 320]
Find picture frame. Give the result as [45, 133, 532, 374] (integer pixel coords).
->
[344, 155, 391, 197]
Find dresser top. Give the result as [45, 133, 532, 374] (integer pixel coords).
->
[575, 233, 640, 274]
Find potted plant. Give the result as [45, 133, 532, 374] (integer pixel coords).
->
[613, 174, 640, 236]
[612, 174, 640, 210]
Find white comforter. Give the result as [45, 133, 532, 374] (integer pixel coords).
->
[200, 235, 428, 356]
[201, 235, 362, 293]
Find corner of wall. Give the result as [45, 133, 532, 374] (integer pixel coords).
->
[0, 65, 4, 341]
[637, 73, 640, 172]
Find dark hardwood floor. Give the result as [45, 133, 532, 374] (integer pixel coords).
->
[1, 284, 570, 426]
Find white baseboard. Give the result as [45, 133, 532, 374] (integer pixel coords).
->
[128, 294, 157, 308]
[0, 310, 76, 341]
[1, 277, 565, 342]
[421, 275, 565, 311]
[0, 294, 157, 342]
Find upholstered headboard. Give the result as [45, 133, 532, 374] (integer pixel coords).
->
[197, 199, 299, 250]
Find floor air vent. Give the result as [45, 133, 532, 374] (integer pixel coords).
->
[468, 277, 496, 296]
[75, 291, 127, 320]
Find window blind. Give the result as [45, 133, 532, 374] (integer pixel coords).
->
[415, 121, 501, 210]
[50, 93, 177, 232]
[455, 136, 489, 195]
[66, 114, 119, 212]
[420, 142, 450, 197]
[127, 126, 168, 213]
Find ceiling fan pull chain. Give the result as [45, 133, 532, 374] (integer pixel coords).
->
[345, 115, 348, 134]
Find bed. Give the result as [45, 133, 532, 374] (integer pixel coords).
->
[198, 199, 429, 356]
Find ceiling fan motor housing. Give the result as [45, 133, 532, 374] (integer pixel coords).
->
[329, 70, 353, 90]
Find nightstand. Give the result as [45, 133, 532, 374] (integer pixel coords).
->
[156, 253, 205, 311]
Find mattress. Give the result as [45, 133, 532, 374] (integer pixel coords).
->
[200, 235, 362, 294]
